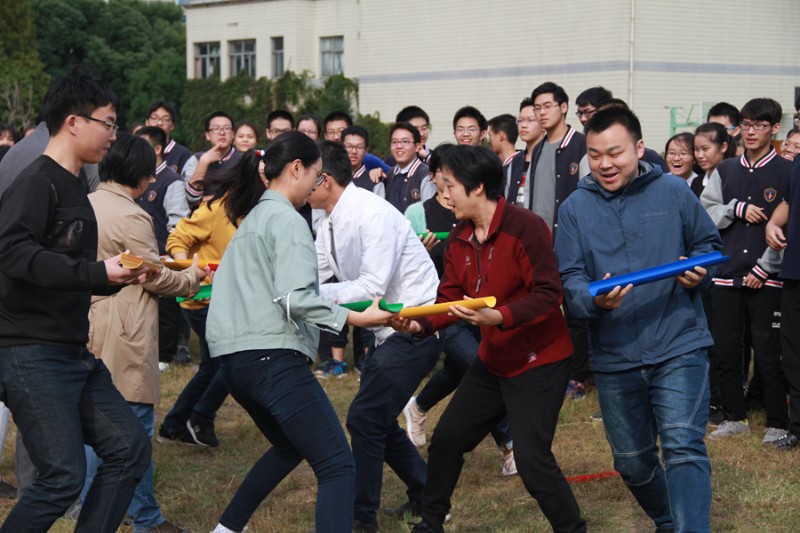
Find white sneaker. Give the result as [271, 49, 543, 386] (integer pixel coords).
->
[763, 427, 789, 446]
[709, 419, 750, 439]
[502, 449, 518, 476]
[403, 396, 427, 447]
[158, 362, 170, 372]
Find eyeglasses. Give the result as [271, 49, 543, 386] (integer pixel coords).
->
[268, 127, 291, 136]
[416, 125, 430, 134]
[725, 126, 737, 132]
[739, 121, 772, 132]
[454, 127, 479, 135]
[314, 171, 328, 188]
[667, 151, 692, 158]
[575, 108, 596, 119]
[533, 102, 559, 113]
[794, 114, 799, 126]
[391, 139, 414, 146]
[208, 125, 233, 134]
[79, 115, 119, 135]
[515, 118, 537, 125]
[325, 127, 346, 136]
[148, 114, 173, 124]
[344, 143, 366, 152]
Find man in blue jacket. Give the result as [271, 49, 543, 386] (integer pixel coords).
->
[554, 106, 721, 533]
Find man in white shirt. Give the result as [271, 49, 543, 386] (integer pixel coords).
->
[309, 141, 443, 533]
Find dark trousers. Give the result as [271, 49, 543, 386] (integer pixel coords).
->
[711, 286, 787, 427]
[218, 350, 355, 533]
[420, 358, 586, 533]
[565, 311, 592, 383]
[782, 281, 800, 435]
[162, 307, 228, 429]
[0, 345, 149, 533]
[346, 332, 443, 526]
[157, 296, 180, 362]
[416, 322, 511, 447]
[700, 291, 721, 406]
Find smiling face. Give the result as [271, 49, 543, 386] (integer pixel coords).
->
[666, 138, 694, 179]
[205, 115, 233, 150]
[390, 128, 419, 166]
[694, 133, 727, 172]
[343, 133, 367, 170]
[454, 117, 484, 146]
[586, 123, 644, 193]
[782, 132, 800, 161]
[234, 124, 258, 151]
[408, 117, 429, 146]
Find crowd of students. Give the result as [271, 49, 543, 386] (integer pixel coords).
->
[0, 70, 798, 533]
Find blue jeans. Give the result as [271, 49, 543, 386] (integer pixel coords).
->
[82, 404, 164, 532]
[218, 349, 355, 533]
[162, 307, 228, 429]
[595, 349, 711, 533]
[0, 345, 150, 533]
[416, 322, 512, 447]
[346, 331, 443, 525]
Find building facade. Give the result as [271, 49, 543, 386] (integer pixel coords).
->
[185, 0, 800, 150]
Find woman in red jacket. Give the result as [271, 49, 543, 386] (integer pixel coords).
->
[396, 145, 586, 533]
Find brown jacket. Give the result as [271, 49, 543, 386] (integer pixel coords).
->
[88, 182, 199, 404]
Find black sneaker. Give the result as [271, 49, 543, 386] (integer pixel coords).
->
[0, 480, 16, 499]
[157, 423, 191, 444]
[383, 499, 421, 518]
[186, 419, 219, 448]
[352, 519, 377, 533]
[771, 432, 800, 451]
[410, 520, 444, 533]
[707, 405, 725, 427]
[174, 345, 192, 365]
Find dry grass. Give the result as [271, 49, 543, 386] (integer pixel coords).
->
[2, 356, 800, 532]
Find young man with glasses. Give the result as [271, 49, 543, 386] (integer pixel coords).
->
[574, 86, 612, 127]
[385, 106, 433, 166]
[265, 109, 294, 142]
[701, 97, 792, 444]
[182, 111, 243, 205]
[145, 101, 191, 174]
[0, 72, 152, 532]
[375, 123, 435, 213]
[707, 102, 743, 156]
[505, 98, 544, 207]
[452, 106, 487, 147]
[342, 125, 374, 191]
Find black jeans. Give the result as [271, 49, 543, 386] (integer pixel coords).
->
[782, 281, 800, 435]
[711, 286, 787, 427]
[420, 357, 586, 533]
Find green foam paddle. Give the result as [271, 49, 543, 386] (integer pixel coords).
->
[340, 298, 404, 313]
[176, 284, 212, 302]
[416, 231, 450, 241]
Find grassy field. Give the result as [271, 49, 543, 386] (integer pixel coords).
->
[1, 359, 800, 532]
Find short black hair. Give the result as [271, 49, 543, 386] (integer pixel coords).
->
[695, 122, 736, 158]
[319, 140, 353, 187]
[136, 126, 167, 150]
[787, 127, 800, 140]
[296, 113, 321, 136]
[531, 81, 569, 106]
[585, 106, 642, 143]
[440, 145, 502, 200]
[267, 109, 295, 129]
[665, 132, 694, 157]
[740, 98, 782, 125]
[99, 133, 156, 188]
[596, 98, 629, 111]
[235, 121, 260, 143]
[706, 102, 740, 126]
[391, 122, 421, 144]
[204, 111, 234, 131]
[341, 125, 369, 148]
[488, 114, 519, 144]
[146, 101, 177, 122]
[519, 97, 534, 111]
[452, 106, 487, 131]
[429, 143, 455, 175]
[576, 86, 613, 108]
[396, 105, 429, 124]
[43, 72, 119, 135]
[323, 111, 353, 128]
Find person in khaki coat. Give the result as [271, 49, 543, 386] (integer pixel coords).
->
[84, 134, 206, 533]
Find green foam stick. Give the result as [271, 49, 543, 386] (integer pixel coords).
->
[416, 231, 450, 240]
[340, 298, 404, 313]
[176, 284, 212, 303]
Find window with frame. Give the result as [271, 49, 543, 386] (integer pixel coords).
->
[271, 37, 284, 79]
[320, 36, 344, 77]
[194, 42, 220, 79]
[229, 39, 256, 78]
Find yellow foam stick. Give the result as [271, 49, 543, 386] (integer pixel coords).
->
[120, 252, 163, 272]
[398, 296, 497, 318]
[160, 259, 218, 271]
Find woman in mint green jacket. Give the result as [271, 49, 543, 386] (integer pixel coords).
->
[206, 133, 393, 533]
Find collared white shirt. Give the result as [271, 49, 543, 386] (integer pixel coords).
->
[317, 183, 439, 344]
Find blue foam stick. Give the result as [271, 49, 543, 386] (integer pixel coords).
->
[588, 251, 730, 297]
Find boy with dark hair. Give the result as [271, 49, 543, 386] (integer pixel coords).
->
[487, 113, 518, 164]
[0, 72, 152, 531]
[342, 125, 374, 191]
[701, 97, 791, 443]
[556, 106, 721, 533]
[395, 105, 432, 163]
[574, 86, 613, 126]
[145, 101, 192, 174]
[265, 109, 294, 141]
[324, 111, 392, 178]
[452, 106, 487, 146]
[374, 122, 435, 212]
[182, 110, 243, 205]
[707, 101, 741, 139]
[505, 97, 544, 206]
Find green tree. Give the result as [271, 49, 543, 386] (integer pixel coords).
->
[0, 0, 49, 132]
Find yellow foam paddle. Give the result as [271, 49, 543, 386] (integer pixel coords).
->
[119, 252, 163, 272]
[160, 258, 218, 271]
[398, 296, 497, 318]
